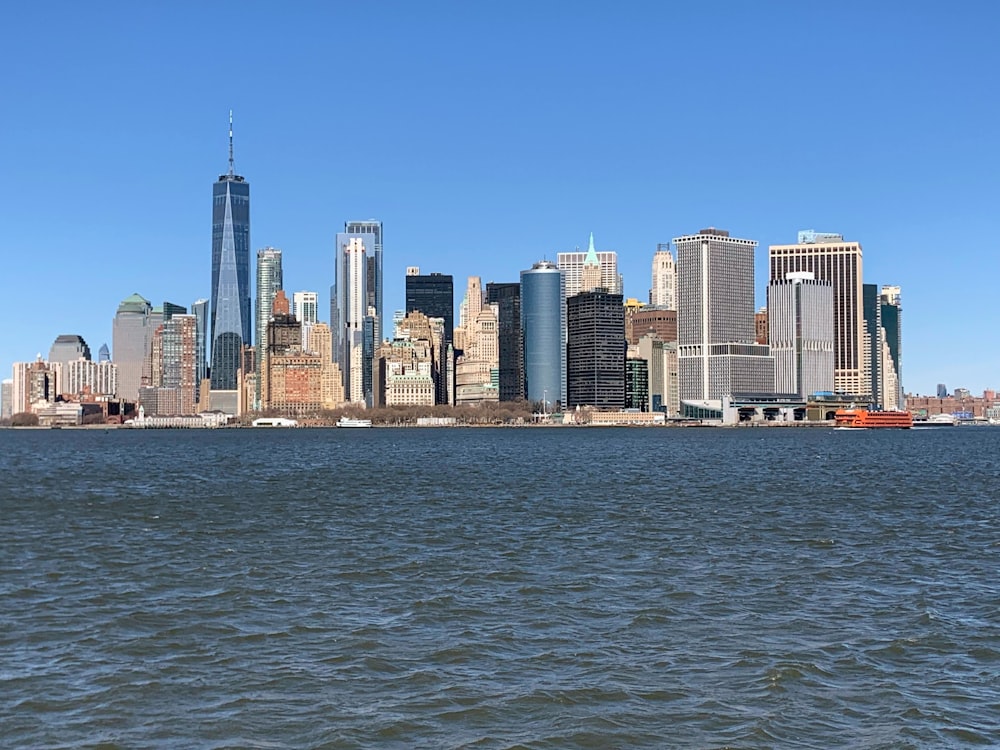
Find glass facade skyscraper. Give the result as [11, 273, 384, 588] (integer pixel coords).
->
[485, 282, 524, 402]
[520, 261, 563, 408]
[210, 114, 251, 391]
[333, 222, 382, 405]
[405, 270, 454, 345]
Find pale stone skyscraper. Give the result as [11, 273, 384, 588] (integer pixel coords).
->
[650, 244, 677, 309]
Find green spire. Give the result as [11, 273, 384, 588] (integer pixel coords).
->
[584, 232, 599, 265]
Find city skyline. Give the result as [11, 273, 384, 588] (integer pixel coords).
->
[2, 4, 998, 396]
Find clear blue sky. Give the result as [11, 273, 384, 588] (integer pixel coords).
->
[2, 2, 997, 396]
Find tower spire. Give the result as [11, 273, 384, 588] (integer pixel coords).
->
[228, 110, 234, 176]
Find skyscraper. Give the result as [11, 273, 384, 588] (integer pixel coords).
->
[405, 268, 454, 345]
[880, 286, 903, 409]
[558, 233, 623, 298]
[1, 379, 12, 420]
[767, 272, 834, 399]
[520, 261, 563, 408]
[650, 243, 677, 309]
[48, 335, 91, 366]
[255, 247, 283, 408]
[161, 314, 198, 414]
[485, 282, 524, 402]
[566, 289, 625, 410]
[334, 224, 382, 405]
[112, 292, 152, 402]
[191, 299, 209, 396]
[769, 231, 864, 396]
[676, 228, 774, 405]
[210, 112, 251, 391]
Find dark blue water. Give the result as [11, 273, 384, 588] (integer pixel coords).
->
[2, 426, 999, 748]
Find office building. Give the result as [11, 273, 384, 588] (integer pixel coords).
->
[163, 302, 187, 320]
[210, 112, 252, 391]
[769, 231, 864, 396]
[566, 289, 625, 410]
[345, 220, 383, 344]
[755, 308, 768, 345]
[676, 228, 774, 405]
[112, 292, 153, 403]
[255, 247, 283, 408]
[486, 282, 524, 401]
[161, 314, 199, 414]
[626, 306, 677, 346]
[293, 290, 319, 348]
[650, 244, 677, 309]
[880, 286, 903, 410]
[405, 268, 454, 346]
[1, 379, 12, 420]
[333, 235, 373, 404]
[625, 357, 649, 411]
[520, 261, 564, 409]
[191, 299, 209, 398]
[455, 277, 499, 404]
[937, 383, 948, 398]
[767, 272, 834, 399]
[98, 343, 110, 363]
[48, 335, 91, 366]
[558, 233, 623, 298]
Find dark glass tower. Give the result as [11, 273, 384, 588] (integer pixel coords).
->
[486, 282, 524, 401]
[210, 112, 251, 390]
[566, 289, 625, 410]
[405, 271, 454, 345]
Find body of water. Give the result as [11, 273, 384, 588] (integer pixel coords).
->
[2, 426, 999, 748]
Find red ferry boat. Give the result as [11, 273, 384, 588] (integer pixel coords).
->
[834, 409, 913, 429]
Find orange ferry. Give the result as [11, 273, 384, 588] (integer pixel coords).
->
[834, 409, 913, 429]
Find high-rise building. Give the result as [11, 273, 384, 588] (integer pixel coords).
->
[334, 235, 374, 404]
[625, 357, 649, 411]
[455, 277, 499, 404]
[163, 302, 187, 320]
[161, 314, 199, 414]
[676, 228, 774, 405]
[880, 285, 903, 410]
[98, 343, 110, 363]
[1, 379, 12, 420]
[191, 299, 209, 398]
[210, 112, 251, 391]
[650, 244, 677, 309]
[63, 359, 118, 398]
[293, 290, 319, 324]
[485, 282, 524, 402]
[558, 234, 623, 298]
[345, 220, 383, 344]
[405, 269, 454, 346]
[937, 383, 948, 398]
[11, 357, 59, 414]
[112, 292, 153, 403]
[626, 307, 677, 346]
[566, 289, 626, 410]
[769, 231, 864, 396]
[48, 335, 91, 366]
[520, 261, 564, 408]
[767, 272, 834, 399]
[255, 247, 283, 408]
[754, 308, 768, 345]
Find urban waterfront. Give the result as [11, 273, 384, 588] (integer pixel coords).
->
[2, 428, 998, 748]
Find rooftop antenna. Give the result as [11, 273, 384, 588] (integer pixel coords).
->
[228, 110, 234, 176]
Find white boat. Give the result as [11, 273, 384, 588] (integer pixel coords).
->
[913, 414, 957, 428]
[337, 417, 372, 428]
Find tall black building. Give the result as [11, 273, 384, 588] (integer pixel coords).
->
[566, 289, 625, 410]
[405, 271, 454, 345]
[486, 282, 524, 401]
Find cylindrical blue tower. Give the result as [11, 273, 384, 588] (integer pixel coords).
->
[520, 261, 563, 408]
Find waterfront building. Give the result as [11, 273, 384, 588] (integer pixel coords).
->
[676, 228, 774, 407]
[485, 282, 524, 401]
[161, 314, 198, 414]
[375, 336, 437, 407]
[210, 112, 252, 391]
[11, 357, 59, 413]
[64, 359, 118, 398]
[650, 243, 677, 309]
[335, 227, 382, 405]
[306, 322, 344, 408]
[634, 332, 668, 413]
[520, 261, 564, 408]
[48, 335, 91, 366]
[767, 272, 834, 399]
[112, 292, 153, 403]
[1, 379, 12, 419]
[255, 247, 283, 408]
[566, 289, 625, 410]
[769, 230, 864, 396]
